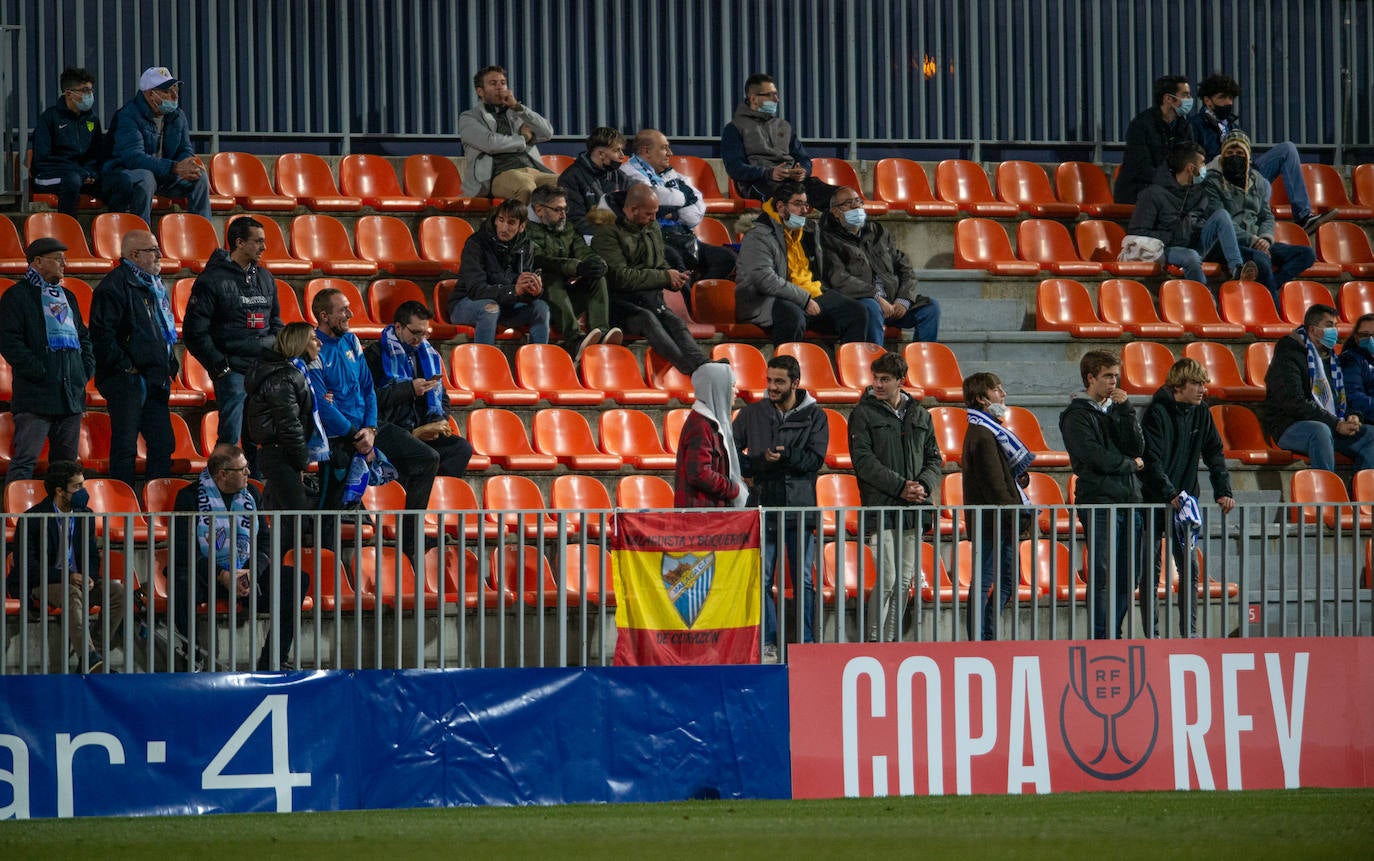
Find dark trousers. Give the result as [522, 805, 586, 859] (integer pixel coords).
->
[319, 423, 438, 558]
[1145, 506, 1200, 637]
[258, 445, 313, 550]
[967, 513, 1019, 641]
[174, 564, 310, 668]
[740, 175, 840, 210]
[32, 169, 106, 217]
[611, 300, 708, 376]
[664, 238, 738, 281]
[8, 411, 82, 482]
[768, 291, 871, 345]
[1240, 243, 1317, 301]
[1079, 507, 1147, 639]
[429, 433, 474, 478]
[97, 374, 174, 489]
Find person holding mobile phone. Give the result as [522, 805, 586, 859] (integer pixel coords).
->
[721, 72, 838, 207]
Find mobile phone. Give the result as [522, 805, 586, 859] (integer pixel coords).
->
[426, 375, 441, 382]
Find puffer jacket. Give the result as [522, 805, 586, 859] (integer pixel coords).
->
[558, 152, 632, 236]
[818, 210, 925, 305]
[1127, 164, 1214, 246]
[452, 218, 534, 308]
[1339, 342, 1374, 423]
[104, 91, 194, 177]
[1060, 395, 1144, 504]
[848, 390, 943, 515]
[735, 208, 824, 327]
[1140, 385, 1232, 504]
[32, 98, 104, 179]
[243, 348, 314, 470]
[731, 390, 828, 507]
[183, 248, 283, 375]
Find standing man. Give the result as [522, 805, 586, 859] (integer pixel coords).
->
[732, 354, 827, 657]
[31, 67, 106, 216]
[526, 184, 618, 361]
[1114, 75, 1195, 205]
[721, 72, 838, 208]
[103, 66, 210, 225]
[459, 65, 556, 201]
[820, 185, 941, 345]
[89, 229, 179, 489]
[848, 351, 942, 642]
[183, 217, 284, 449]
[558, 127, 631, 236]
[0, 238, 93, 483]
[1141, 358, 1235, 638]
[1060, 350, 1148, 640]
[590, 184, 709, 376]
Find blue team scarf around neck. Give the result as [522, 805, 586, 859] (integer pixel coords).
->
[123, 259, 178, 347]
[379, 324, 445, 418]
[1297, 326, 1345, 419]
[290, 357, 331, 463]
[194, 468, 255, 571]
[967, 407, 1035, 504]
[26, 268, 80, 350]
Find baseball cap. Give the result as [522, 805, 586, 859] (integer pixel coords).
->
[139, 66, 181, 92]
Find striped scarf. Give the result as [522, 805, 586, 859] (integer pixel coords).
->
[379, 324, 445, 419]
[1298, 327, 1345, 419]
[26, 268, 80, 350]
[967, 407, 1035, 504]
[123, 259, 178, 348]
[1173, 491, 1202, 552]
[290, 357, 330, 463]
[194, 468, 255, 571]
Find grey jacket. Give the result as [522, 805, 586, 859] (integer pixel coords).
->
[1201, 166, 1274, 247]
[458, 102, 554, 197]
[735, 210, 824, 327]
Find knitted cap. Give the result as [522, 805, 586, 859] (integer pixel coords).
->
[1220, 129, 1252, 156]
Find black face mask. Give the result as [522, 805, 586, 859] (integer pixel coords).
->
[1213, 103, 1234, 122]
[1222, 155, 1249, 186]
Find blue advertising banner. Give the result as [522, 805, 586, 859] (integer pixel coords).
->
[0, 666, 789, 818]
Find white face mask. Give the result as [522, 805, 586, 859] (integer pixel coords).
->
[986, 402, 1008, 420]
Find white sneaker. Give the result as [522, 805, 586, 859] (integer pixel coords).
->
[762, 644, 780, 663]
[602, 327, 623, 346]
[574, 329, 603, 363]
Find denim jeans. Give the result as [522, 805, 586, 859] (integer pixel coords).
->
[1078, 506, 1147, 639]
[1240, 243, 1316, 301]
[857, 298, 941, 344]
[213, 371, 247, 447]
[1277, 420, 1374, 471]
[1164, 246, 1205, 283]
[1254, 142, 1314, 222]
[761, 512, 817, 645]
[1197, 208, 1244, 270]
[967, 515, 1019, 641]
[97, 374, 174, 488]
[451, 296, 550, 345]
[103, 168, 211, 225]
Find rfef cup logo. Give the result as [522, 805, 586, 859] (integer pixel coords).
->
[661, 551, 715, 628]
[1060, 645, 1159, 780]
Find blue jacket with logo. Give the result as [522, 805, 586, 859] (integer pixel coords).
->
[104, 91, 194, 177]
[309, 329, 377, 439]
[32, 98, 104, 180]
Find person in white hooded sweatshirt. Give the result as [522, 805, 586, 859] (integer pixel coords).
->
[674, 361, 748, 509]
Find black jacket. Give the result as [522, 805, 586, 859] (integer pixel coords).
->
[731, 391, 828, 507]
[7, 497, 101, 597]
[818, 211, 926, 305]
[89, 262, 180, 385]
[183, 249, 284, 376]
[848, 391, 943, 516]
[559, 152, 633, 235]
[451, 219, 534, 309]
[1263, 331, 1358, 441]
[1141, 386, 1232, 504]
[1060, 396, 1144, 504]
[1114, 106, 1196, 205]
[244, 348, 315, 470]
[1127, 165, 1215, 247]
[0, 276, 93, 416]
[32, 98, 104, 180]
[362, 341, 451, 431]
[168, 482, 272, 586]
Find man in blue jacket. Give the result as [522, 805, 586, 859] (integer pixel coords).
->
[102, 66, 210, 225]
[31, 67, 106, 216]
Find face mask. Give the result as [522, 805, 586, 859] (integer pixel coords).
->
[73, 92, 94, 112]
[1196, 165, 1207, 182]
[784, 212, 806, 229]
[1213, 103, 1234, 122]
[1321, 327, 1340, 349]
[1361, 337, 1374, 354]
[1175, 96, 1194, 116]
[758, 100, 778, 116]
[158, 97, 179, 115]
[986, 403, 1008, 421]
[842, 208, 867, 228]
[69, 488, 90, 509]
[1221, 155, 1248, 185]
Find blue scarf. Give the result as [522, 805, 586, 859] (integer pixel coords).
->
[378, 324, 445, 419]
[341, 448, 399, 507]
[1297, 326, 1346, 419]
[194, 468, 255, 571]
[291, 357, 331, 463]
[123, 260, 178, 348]
[1173, 490, 1202, 552]
[624, 154, 699, 226]
[26, 268, 80, 351]
[967, 408, 1035, 504]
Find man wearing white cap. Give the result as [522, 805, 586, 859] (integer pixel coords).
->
[103, 66, 210, 225]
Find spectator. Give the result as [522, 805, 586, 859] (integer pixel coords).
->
[103, 66, 210, 225]
[0, 238, 93, 483]
[721, 72, 837, 208]
[1060, 350, 1148, 640]
[31, 67, 106, 216]
[961, 372, 1032, 641]
[7, 460, 123, 672]
[736, 182, 868, 346]
[590, 184, 709, 375]
[674, 361, 747, 508]
[1200, 131, 1315, 302]
[363, 301, 474, 479]
[848, 351, 942, 642]
[1189, 73, 1336, 235]
[458, 65, 556, 201]
[1339, 314, 1374, 423]
[558, 126, 632, 236]
[89, 228, 179, 489]
[1264, 304, 1374, 472]
[450, 198, 550, 346]
[620, 128, 737, 281]
[169, 446, 309, 672]
[732, 354, 827, 657]
[526, 184, 619, 361]
[1114, 75, 1195, 205]
[819, 185, 941, 344]
[1140, 358, 1234, 638]
[184, 216, 284, 449]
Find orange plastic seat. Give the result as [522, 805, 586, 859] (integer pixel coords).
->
[142, 476, 190, 514]
[432, 279, 519, 342]
[1301, 164, 1374, 220]
[1317, 222, 1374, 277]
[210, 152, 296, 211]
[1217, 279, 1292, 338]
[809, 158, 888, 215]
[224, 214, 313, 275]
[1270, 175, 1294, 220]
[449, 342, 539, 405]
[929, 406, 966, 464]
[59, 276, 93, 323]
[23, 212, 112, 274]
[643, 349, 696, 403]
[1118, 341, 1176, 395]
[401, 154, 490, 212]
[515, 344, 605, 405]
[303, 277, 385, 337]
[4, 477, 45, 540]
[490, 545, 578, 608]
[355, 546, 442, 609]
[550, 474, 614, 538]
[1183, 342, 1265, 401]
[902, 341, 964, 402]
[1354, 164, 1374, 208]
[1159, 279, 1247, 338]
[1024, 471, 1079, 536]
[180, 352, 220, 404]
[616, 474, 675, 509]
[0, 218, 30, 273]
[354, 215, 444, 276]
[26, 147, 100, 212]
[418, 216, 475, 268]
[1340, 280, 1374, 323]
[483, 475, 566, 539]
[425, 475, 501, 541]
[693, 217, 734, 247]
[1211, 404, 1291, 465]
[1055, 161, 1134, 219]
[600, 408, 677, 470]
[1290, 468, 1367, 530]
[662, 287, 715, 339]
[1076, 220, 1159, 276]
[274, 153, 363, 211]
[284, 548, 355, 612]
[1003, 406, 1069, 467]
[1019, 221, 1103, 276]
[692, 278, 765, 339]
[424, 546, 510, 608]
[1278, 280, 1335, 327]
[1035, 278, 1123, 337]
[822, 408, 852, 469]
[291, 214, 379, 276]
[563, 543, 615, 606]
[1272, 222, 1343, 279]
[918, 542, 966, 603]
[835, 342, 922, 398]
[1014, 539, 1062, 601]
[339, 155, 426, 212]
[532, 409, 623, 470]
[662, 408, 690, 454]
[368, 277, 460, 343]
[1244, 341, 1274, 388]
[711, 342, 769, 402]
[1098, 278, 1185, 337]
[935, 159, 1018, 216]
[156, 213, 217, 273]
[775, 342, 861, 403]
[91, 213, 179, 269]
[823, 540, 879, 601]
[580, 344, 670, 405]
[467, 408, 558, 470]
[541, 154, 574, 173]
[727, 177, 763, 210]
[669, 155, 741, 214]
[872, 158, 958, 217]
[937, 472, 964, 537]
[85, 477, 159, 543]
[996, 160, 1079, 218]
[954, 218, 1040, 275]
[815, 473, 860, 537]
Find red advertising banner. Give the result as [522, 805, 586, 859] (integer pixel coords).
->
[789, 638, 1374, 797]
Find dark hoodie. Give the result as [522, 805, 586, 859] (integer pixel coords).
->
[451, 217, 534, 310]
[1140, 385, 1231, 504]
[183, 248, 284, 375]
[1127, 164, 1214, 247]
[1263, 330, 1353, 441]
[1060, 394, 1144, 504]
[731, 389, 828, 507]
[558, 152, 632, 235]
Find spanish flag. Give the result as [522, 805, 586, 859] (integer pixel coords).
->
[611, 510, 762, 666]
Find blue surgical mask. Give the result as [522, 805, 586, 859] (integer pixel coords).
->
[1176, 96, 1194, 116]
[73, 92, 94, 112]
[784, 213, 806, 229]
[1196, 165, 1207, 182]
[158, 98, 179, 115]
[69, 488, 90, 509]
[1321, 327, 1340, 349]
[1361, 337, 1374, 354]
[759, 100, 778, 116]
[843, 208, 867, 228]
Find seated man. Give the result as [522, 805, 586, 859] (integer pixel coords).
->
[169, 446, 309, 672]
[1189, 73, 1335, 235]
[31, 67, 106, 216]
[721, 72, 838, 208]
[103, 66, 210, 225]
[1114, 75, 1195, 205]
[558, 126, 632, 237]
[526, 184, 618, 360]
[450, 198, 551, 346]
[363, 300, 475, 479]
[735, 182, 868, 346]
[819, 186, 940, 344]
[589, 184, 709, 376]
[458, 64, 556, 201]
[620, 128, 737, 281]
[1201, 131, 1315, 302]
[1264, 303, 1374, 472]
[7, 460, 124, 672]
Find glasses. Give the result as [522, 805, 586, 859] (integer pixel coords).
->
[220, 466, 251, 474]
[785, 201, 811, 213]
[537, 204, 568, 214]
[831, 198, 863, 210]
[403, 325, 430, 339]
[133, 247, 161, 256]
[65, 86, 95, 95]
[36, 254, 66, 263]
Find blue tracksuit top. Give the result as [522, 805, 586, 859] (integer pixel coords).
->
[309, 329, 377, 438]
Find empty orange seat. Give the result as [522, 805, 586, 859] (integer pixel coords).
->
[954, 218, 1040, 275]
[402, 154, 490, 212]
[425, 475, 501, 541]
[929, 407, 966, 464]
[1024, 471, 1079, 536]
[1290, 468, 1367, 530]
[354, 215, 443, 276]
[1183, 341, 1264, 401]
[225, 214, 313, 275]
[1159, 279, 1247, 338]
[492, 545, 579, 608]
[563, 543, 615, 605]
[693, 217, 734, 247]
[1036, 278, 1123, 337]
[1098, 278, 1185, 337]
[550, 474, 614, 538]
[292, 214, 379, 276]
[935, 159, 1018, 216]
[86, 477, 160, 543]
[580, 344, 670, 405]
[643, 349, 695, 403]
[996, 160, 1079, 218]
[775, 342, 861, 403]
[903, 341, 965, 402]
[1278, 280, 1335, 328]
[809, 158, 888, 215]
[1317, 222, 1374, 277]
[210, 152, 296, 211]
[663, 286, 715, 339]
[1003, 406, 1069, 467]
[1354, 164, 1374, 208]
[816, 473, 861, 537]
[616, 474, 675, 509]
[1076, 220, 1159, 276]
[1340, 280, 1374, 323]
[823, 540, 880, 601]
[823, 408, 852, 469]
[1055, 161, 1134, 219]
[1119, 341, 1176, 395]
[338, 154, 426, 212]
[449, 342, 539, 405]
[1301, 164, 1374, 220]
[1211, 404, 1292, 465]
[669, 155, 741, 214]
[274, 153, 363, 211]
[1272, 222, 1343, 279]
[515, 343, 605, 404]
[1244, 341, 1274, 388]
[692, 278, 766, 339]
[23, 212, 111, 274]
[1019, 220, 1103, 276]
[0, 218, 30, 273]
[1218, 279, 1292, 338]
[541, 154, 574, 173]
[711, 342, 769, 402]
[158, 213, 219, 273]
[872, 158, 958, 217]
[303, 277, 385, 337]
[532, 408, 623, 470]
[483, 475, 566, 539]
[418, 216, 475, 268]
[662, 408, 690, 454]
[600, 408, 676, 469]
[1018, 539, 1066, 601]
[467, 408, 558, 470]
[59, 276, 93, 323]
